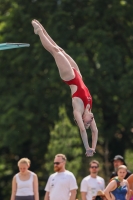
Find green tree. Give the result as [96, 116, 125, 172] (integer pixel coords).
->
[45, 106, 83, 175]
[45, 106, 83, 199]
[1, 0, 133, 199]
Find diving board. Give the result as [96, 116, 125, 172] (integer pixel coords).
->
[0, 43, 30, 50]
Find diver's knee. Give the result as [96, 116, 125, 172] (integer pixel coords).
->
[52, 47, 63, 56]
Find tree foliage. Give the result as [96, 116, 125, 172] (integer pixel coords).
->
[45, 107, 83, 176]
[0, 0, 133, 199]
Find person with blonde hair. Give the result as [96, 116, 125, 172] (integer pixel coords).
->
[10, 158, 39, 200]
[31, 19, 98, 157]
[104, 165, 130, 200]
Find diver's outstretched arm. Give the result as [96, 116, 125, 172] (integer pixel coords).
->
[90, 119, 98, 150]
[73, 110, 95, 157]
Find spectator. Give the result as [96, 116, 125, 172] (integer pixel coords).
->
[44, 154, 78, 200]
[80, 160, 105, 200]
[104, 165, 130, 200]
[110, 155, 132, 179]
[10, 157, 39, 200]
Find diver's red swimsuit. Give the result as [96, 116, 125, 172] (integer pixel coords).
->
[63, 68, 92, 110]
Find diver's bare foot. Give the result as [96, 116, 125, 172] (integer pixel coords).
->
[31, 20, 42, 35]
[34, 19, 46, 33]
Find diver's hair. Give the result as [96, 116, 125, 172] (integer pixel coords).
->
[55, 154, 67, 161]
[18, 158, 31, 167]
[89, 160, 99, 167]
[117, 165, 127, 172]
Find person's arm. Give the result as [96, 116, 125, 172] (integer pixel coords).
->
[127, 174, 133, 199]
[69, 173, 78, 200]
[73, 109, 90, 149]
[69, 189, 77, 200]
[81, 191, 87, 200]
[80, 178, 88, 200]
[10, 176, 17, 200]
[44, 191, 50, 200]
[73, 109, 96, 156]
[33, 174, 39, 200]
[104, 180, 116, 200]
[126, 181, 130, 200]
[127, 174, 133, 189]
[90, 118, 98, 150]
[44, 176, 51, 200]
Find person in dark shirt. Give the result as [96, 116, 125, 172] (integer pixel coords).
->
[110, 155, 132, 179]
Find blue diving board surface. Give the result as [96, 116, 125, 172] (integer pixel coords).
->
[0, 43, 30, 50]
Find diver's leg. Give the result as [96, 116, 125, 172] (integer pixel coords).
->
[34, 19, 59, 48]
[61, 50, 82, 77]
[33, 19, 82, 77]
[32, 20, 75, 81]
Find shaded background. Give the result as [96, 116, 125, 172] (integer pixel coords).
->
[0, 0, 133, 199]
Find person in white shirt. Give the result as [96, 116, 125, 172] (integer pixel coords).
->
[80, 160, 105, 200]
[44, 154, 78, 200]
[10, 157, 39, 200]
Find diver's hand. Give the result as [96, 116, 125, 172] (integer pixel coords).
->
[85, 148, 96, 157]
